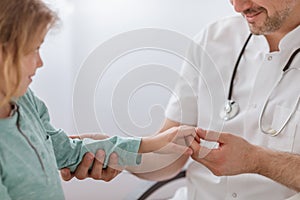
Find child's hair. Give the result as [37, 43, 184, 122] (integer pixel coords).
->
[0, 0, 59, 106]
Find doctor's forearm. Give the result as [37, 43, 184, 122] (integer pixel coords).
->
[255, 147, 300, 192]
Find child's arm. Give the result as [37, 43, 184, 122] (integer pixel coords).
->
[27, 89, 141, 171]
[57, 126, 198, 172]
[138, 126, 199, 154]
[60, 126, 199, 181]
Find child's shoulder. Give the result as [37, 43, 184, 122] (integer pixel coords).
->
[17, 89, 47, 114]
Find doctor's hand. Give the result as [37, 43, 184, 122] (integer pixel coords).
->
[60, 134, 122, 182]
[190, 128, 260, 176]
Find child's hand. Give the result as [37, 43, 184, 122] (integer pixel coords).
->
[139, 126, 200, 156]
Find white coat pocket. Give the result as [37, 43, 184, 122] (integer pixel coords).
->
[268, 105, 299, 152]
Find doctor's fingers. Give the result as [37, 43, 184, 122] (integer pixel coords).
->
[60, 152, 95, 181]
[89, 151, 122, 181]
[60, 168, 74, 181]
[101, 153, 123, 182]
[195, 157, 224, 176]
[73, 152, 95, 180]
[165, 141, 195, 155]
[193, 147, 237, 177]
[185, 138, 201, 155]
[89, 149, 105, 180]
[196, 128, 231, 143]
[191, 144, 219, 162]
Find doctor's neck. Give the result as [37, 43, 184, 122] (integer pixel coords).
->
[245, 3, 300, 52]
[264, 33, 288, 52]
[261, 14, 300, 52]
[263, 16, 300, 52]
[262, 25, 298, 52]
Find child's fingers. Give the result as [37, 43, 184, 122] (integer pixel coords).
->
[69, 133, 110, 140]
[184, 135, 194, 146]
[69, 135, 81, 139]
[175, 126, 197, 140]
[169, 143, 193, 155]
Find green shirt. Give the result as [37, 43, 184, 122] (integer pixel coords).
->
[0, 89, 141, 200]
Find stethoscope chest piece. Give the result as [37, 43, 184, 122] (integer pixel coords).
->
[220, 100, 239, 121]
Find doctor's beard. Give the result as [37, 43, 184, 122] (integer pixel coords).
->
[243, 6, 292, 35]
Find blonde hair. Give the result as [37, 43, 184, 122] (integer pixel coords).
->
[0, 0, 58, 107]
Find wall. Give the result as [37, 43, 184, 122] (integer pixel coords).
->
[31, 0, 235, 199]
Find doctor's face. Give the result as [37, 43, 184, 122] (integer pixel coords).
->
[230, 0, 299, 35]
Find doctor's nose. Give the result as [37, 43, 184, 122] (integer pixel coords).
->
[230, 0, 253, 13]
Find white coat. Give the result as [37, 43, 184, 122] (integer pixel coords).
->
[166, 15, 300, 200]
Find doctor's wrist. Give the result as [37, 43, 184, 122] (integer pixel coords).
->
[237, 143, 264, 175]
[249, 145, 273, 175]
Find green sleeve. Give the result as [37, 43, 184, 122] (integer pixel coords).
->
[50, 134, 142, 171]
[26, 89, 142, 171]
[0, 178, 12, 200]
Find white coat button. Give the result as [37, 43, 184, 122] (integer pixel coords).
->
[232, 193, 237, 198]
[267, 56, 273, 61]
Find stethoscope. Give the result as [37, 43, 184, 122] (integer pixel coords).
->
[220, 33, 300, 136]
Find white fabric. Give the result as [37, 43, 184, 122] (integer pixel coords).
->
[169, 187, 187, 200]
[166, 15, 300, 200]
[285, 193, 300, 200]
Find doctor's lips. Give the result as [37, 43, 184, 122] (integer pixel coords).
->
[242, 7, 265, 23]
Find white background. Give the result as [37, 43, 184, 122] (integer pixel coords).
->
[31, 0, 235, 199]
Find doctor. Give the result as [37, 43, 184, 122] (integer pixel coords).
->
[134, 0, 300, 199]
[62, 0, 300, 199]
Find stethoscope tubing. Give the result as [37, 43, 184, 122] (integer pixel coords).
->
[222, 32, 300, 137]
[259, 68, 300, 136]
[227, 34, 253, 100]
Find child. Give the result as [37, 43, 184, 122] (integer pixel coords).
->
[0, 0, 199, 199]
